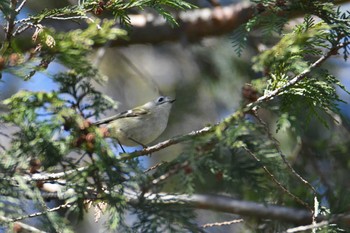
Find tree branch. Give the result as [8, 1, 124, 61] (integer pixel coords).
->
[26, 188, 315, 224]
[4, 183, 350, 227]
[201, 219, 244, 228]
[120, 125, 214, 160]
[246, 41, 350, 110]
[9, 202, 73, 222]
[111, 2, 254, 46]
[5, 0, 18, 43]
[27, 166, 88, 181]
[128, 192, 313, 224]
[109, 43, 350, 217]
[5, 1, 350, 47]
[119, 41, 350, 160]
[129, 192, 350, 226]
[285, 220, 329, 233]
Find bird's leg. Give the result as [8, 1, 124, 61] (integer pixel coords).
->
[117, 139, 126, 153]
[127, 137, 152, 156]
[128, 137, 147, 149]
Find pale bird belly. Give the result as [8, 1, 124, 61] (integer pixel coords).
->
[108, 117, 167, 146]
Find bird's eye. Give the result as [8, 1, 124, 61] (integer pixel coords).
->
[157, 96, 165, 103]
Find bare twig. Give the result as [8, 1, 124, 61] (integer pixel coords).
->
[15, 0, 27, 13]
[9, 202, 73, 222]
[242, 146, 312, 211]
[202, 219, 244, 228]
[313, 196, 320, 232]
[151, 161, 189, 185]
[14, 17, 33, 24]
[252, 110, 317, 195]
[120, 125, 214, 160]
[25, 166, 88, 181]
[116, 50, 161, 95]
[45, 15, 87, 21]
[144, 161, 167, 173]
[285, 220, 329, 233]
[12, 22, 42, 37]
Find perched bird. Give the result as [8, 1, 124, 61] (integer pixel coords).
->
[95, 96, 175, 147]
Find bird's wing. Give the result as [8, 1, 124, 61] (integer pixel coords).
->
[94, 108, 149, 125]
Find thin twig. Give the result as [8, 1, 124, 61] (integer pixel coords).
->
[45, 15, 88, 21]
[26, 166, 88, 181]
[10, 202, 73, 222]
[151, 161, 189, 185]
[144, 161, 167, 173]
[15, 0, 27, 13]
[201, 219, 244, 228]
[242, 146, 312, 211]
[251, 110, 317, 194]
[120, 125, 214, 160]
[313, 196, 319, 233]
[116, 50, 161, 95]
[86, 16, 102, 30]
[12, 22, 37, 37]
[285, 220, 329, 233]
[14, 16, 33, 24]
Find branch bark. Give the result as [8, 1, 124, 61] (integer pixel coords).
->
[123, 191, 350, 226]
[111, 2, 254, 46]
[144, 193, 313, 224]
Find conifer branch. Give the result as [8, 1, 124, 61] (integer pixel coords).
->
[121, 41, 350, 161]
[246, 41, 350, 109]
[150, 161, 189, 185]
[5, 186, 350, 227]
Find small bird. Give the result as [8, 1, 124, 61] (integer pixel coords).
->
[95, 96, 175, 147]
